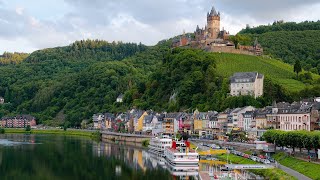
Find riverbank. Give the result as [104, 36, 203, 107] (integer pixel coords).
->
[274, 152, 320, 179]
[2, 128, 100, 139]
[217, 154, 296, 180]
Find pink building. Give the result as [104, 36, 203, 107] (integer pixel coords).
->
[279, 113, 311, 131]
[0, 115, 36, 128]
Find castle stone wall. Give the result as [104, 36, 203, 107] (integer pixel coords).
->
[209, 46, 256, 56]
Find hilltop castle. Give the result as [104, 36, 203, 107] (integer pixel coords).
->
[172, 6, 263, 56]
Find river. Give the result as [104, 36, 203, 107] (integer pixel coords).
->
[0, 134, 200, 180]
[0, 134, 265, 180]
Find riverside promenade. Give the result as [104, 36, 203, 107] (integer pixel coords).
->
[101, 131, 152, 143]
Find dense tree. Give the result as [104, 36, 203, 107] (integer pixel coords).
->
[0, 37, 317, 126]
[294, 60, 302, 77]
[0, 52, 29, 65]
[239, 21, 320, 74]
[263, 130, 320, 155]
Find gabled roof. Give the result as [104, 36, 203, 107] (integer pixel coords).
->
[230, 72, 263, 83]
[117, 94, 124, 99]
[143, 115, 153, 124]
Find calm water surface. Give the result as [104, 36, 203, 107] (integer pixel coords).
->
[0, 134, 173, 180]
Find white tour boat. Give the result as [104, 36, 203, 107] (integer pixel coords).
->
[164, 140, 199, 171]
[148, 134, 173, 166]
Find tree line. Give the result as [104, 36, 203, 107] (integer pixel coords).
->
[263, 130, 320, 154]
[240, 21, 320, 34]
[239, 21, 320, 74]
[0, 52, 29, 65]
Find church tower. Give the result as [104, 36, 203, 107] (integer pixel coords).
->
[207, 6, 220, 39]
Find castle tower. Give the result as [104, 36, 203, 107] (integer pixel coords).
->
[207, 6, 220, 39]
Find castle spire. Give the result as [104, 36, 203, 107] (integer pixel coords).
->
[210, 6, 218, 16]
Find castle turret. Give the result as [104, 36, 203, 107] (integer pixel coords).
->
[207, 6, 220, 39]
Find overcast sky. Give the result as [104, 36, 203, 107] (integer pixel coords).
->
[0, 0, 320, 53]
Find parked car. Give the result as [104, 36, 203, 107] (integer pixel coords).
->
[267, 157, 275, 163]
[258, 155, 266, 159]
[262, 159, 271, 164]
[256, 157, 262, 163]
[243, 154, 250, 158]
[251, 152, 258, 156]
[251, 156, 258, 161]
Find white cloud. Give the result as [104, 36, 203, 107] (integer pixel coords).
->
[1, 0, 320, 53]
[15, 7, 24, 15]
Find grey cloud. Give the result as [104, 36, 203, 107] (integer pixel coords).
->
[216, 0, 320, 22]
[64, 0, 320, 26]
[64, 0, 212, 25]
[1, 0, 320, 53]
[0, 8, 32, 39]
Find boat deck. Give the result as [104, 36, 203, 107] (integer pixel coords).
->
[166, 147, 197, 153]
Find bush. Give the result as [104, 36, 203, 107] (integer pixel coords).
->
[92, 131, 101, 141]
[142, 139, 150, 147]
[25, 125, 31, 132]
[0, 128, 5, 134]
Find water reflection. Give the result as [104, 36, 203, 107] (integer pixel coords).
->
[92, 140, 200, 180]
[0, 135, 264, 180]
[0, 134, 171, 180]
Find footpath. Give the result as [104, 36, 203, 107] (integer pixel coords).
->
[193, 139, 313, 180]
[277, 164, 312, 180]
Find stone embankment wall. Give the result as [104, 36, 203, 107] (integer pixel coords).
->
[209, 46, 256, 56]
[101, 131, 151, 143]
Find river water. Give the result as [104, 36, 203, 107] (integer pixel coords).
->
[0, 134, 198, 180]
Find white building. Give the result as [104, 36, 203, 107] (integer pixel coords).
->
[234, 106, 255, 129]
[92, 113, 104, 129]
[230, 72, 264, 98]
[242, 111, 255, 131]
[116, 94, 124, 103]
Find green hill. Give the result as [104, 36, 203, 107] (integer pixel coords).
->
[0, 39, 319, 126]
[213, 53, 320, 92]
[239, 21, 320, 73]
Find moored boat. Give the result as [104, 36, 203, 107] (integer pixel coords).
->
[164, 140, 199, 171]
[148, 134, 172, 158]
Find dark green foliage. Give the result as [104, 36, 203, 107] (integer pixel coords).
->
[240, 21, 320, 34]
[294, 60, 302, 77]
[263, 130, 320, 154]
[25, 125, 31, 131]
[140, 48, 219, 111]
[240, 21, 320, 74]
[92, 131, 102, 141]
[0, 40, 150, 126]
[0, 38, 317, 127]
[0, 128, 4, 134]
[142, 139, 150, 147]
[229, 34, 252, 48]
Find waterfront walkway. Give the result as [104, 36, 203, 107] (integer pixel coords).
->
[277, 164, 312, 180]
[192, 140, 312, 180]
[100, 131, 152, 138]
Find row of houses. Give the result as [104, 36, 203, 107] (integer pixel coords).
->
[0, 115, 37, 128]
[93, 99, 320, 140]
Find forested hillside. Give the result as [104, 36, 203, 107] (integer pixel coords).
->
[0, 38, 319, 127]
[239, 21, 320, 73]
[0, 40, 153, 126]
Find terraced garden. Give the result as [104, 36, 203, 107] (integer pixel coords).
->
[212, 53, 319, 92]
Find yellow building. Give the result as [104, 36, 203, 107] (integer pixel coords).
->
[135, 111, 148, 132]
